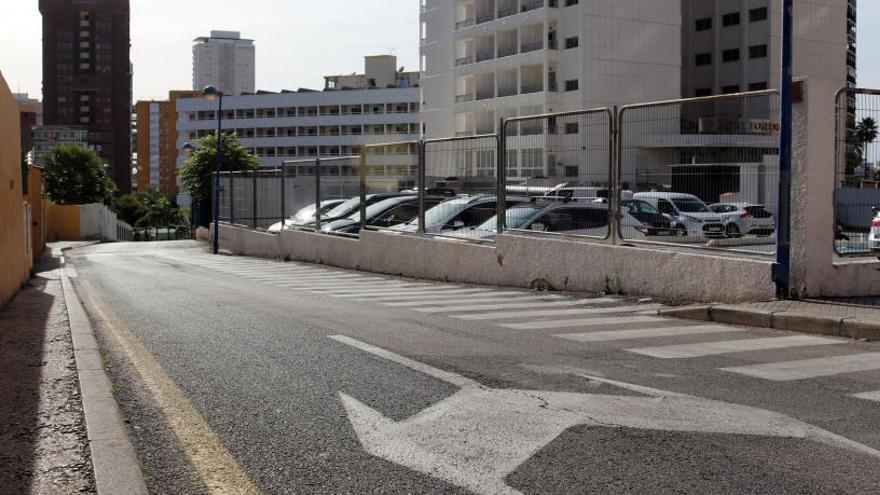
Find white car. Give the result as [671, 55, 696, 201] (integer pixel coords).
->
[633, 192, 725, 238]
[267, 199, 347, 233]
[708, 203, 776, 238]
[870, 207, 880, 251]
[390, 195, 530, 234]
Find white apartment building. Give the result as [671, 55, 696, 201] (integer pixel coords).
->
[193, 31, 256, 96]
[31, 126, 90, 166]
[419, 0, 681, 139]
[176, 56, 420, 205]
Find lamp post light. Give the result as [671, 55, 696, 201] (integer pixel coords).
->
[202, 85, 223, 255]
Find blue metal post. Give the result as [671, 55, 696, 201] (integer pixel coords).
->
[213, 95, 223, 255]
[775, 0, 793, 297]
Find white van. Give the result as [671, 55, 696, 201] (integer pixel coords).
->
[632, 192, 725, 237]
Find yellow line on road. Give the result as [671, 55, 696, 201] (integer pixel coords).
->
[77, 278, 261, 495]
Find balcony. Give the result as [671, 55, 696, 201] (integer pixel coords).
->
[498, 46, 517, 58]
[476, 51, 495, 62]
[521, 41, 543, 53]
[498, 6, 517, 18]
[477, 13, 495, 24]
[455, 55, 475, 67]
[476, 90, 495, 100]
[522, 0, 544, 12]
[521, 84, 543, 95]
[455, 94, 477, 103]
[498, 87, 518, 98]
[455, 18, 476, 30]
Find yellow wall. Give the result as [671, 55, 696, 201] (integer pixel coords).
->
[27, 166, 46, 262]
[0, 70, 29, 305]
[47, 204, 81, 241]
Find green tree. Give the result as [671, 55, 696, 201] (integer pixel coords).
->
[856, 117, 879, 168]
[43, 145, 116, 205]
[113, 193, 146, 226]
[179, 134, 260, 207]
[136, 189, 178, 227]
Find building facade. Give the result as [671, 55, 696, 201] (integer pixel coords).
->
[31, 126, 91, 167]
[39, 0, 132, 193]
[176, 56, 420, 205]
[419, 0, 682, 141]
[135, 91, 199, 196]
[681, 0, 854, 98]
[15, 93, 42, 167]
[192, 31, 256, 96]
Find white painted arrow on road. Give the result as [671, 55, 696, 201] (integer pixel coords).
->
[331, 335, 880, 495]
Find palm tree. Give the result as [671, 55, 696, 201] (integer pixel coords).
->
[855, 117, 879, 176]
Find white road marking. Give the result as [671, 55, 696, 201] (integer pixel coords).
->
[348, 289, 493, 300]
[246, 274, 365, 282]
[330, 335, 880, 495]
[313, 285, 438, 294]
[558, 325, 746, 343]
[455, 304, 656, 321]
[852, 391, 880, 402]
[628, 335, 842, 359]
[500, 316, 667, 330]
[415, 300, 618, 314]
[385, 295, 563, 308]
[368, 292, 535, 304]
[280, 282, 415, 290]
[721, 352, 880, 381]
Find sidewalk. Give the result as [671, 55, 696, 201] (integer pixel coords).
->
[0, 248, 95, 493]
[661, 298, 880, 341]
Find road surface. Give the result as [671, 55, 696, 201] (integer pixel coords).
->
[66, 241, 880, 494]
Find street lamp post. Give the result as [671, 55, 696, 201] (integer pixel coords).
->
[203, 86, 223, 255]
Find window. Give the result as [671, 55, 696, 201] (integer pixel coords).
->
[565, 79, 579, 92]
[695, 53, 712, 66]
[565, 37, 579, 49]
[564, 122, 579, 134]
[657, 200, 676, 216]
[565, 0, 579, 5]
[722, 48, 740, 62]
[748, 82, 768, 91]
[695, 88, 712, 97]
[722, 12, 741, 27]
[749, 44, 768, 59]
[749, 7, 768, 22]
[695, 18, 712, 32]
[722, 85, 740, 94]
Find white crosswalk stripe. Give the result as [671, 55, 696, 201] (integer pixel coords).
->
[721, 352, 880, 381]
[414, 300, 630, 314]
[454, 304, 657, 321]
[245, 274, 366, 282]
[852, 391, 880, 402]
[627, 335, 842, 359]
[314, 285, 439, 295]
[382, 295, 564, 308]
[278, 282, 417, 290]
[351, 290, 530, 302]
[500, 315, 667, 330]
[557, 325, 746, 343]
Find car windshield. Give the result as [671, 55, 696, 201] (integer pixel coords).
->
[623, 201, 661, 215]
[324, 198, 360, 219]
[418, 198, 472, 226]
[292, 204, 318, 220]
[349, 197, 415, 220]
[478, 206, 543, 231]
[673, 198, 710, 213]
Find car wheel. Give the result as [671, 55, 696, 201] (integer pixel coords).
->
[675, 225, 687, 237]
[725, 223, 741, 238]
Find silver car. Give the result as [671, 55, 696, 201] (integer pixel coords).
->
[708, 203, 776, 237]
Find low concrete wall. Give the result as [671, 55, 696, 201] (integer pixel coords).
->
[48, 203, 119, 242]
[218, 223, 776, 304]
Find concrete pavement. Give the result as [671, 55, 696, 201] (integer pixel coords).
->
[65, 241, 880, 494]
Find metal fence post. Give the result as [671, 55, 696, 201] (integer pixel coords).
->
[314, 158, 322, 232]
[609, 106, 621, 245]
[359, 149, 367, 231]
[417, 141, 426, 235]
[280, 163, 286, 230]
[497, 119, 507, 235]
[229, 172, 235, 226]
[252, 168, 258, 228]
[774, 0, 793, 298]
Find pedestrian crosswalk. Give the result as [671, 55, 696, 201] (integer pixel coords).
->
[169, 254, 880, 396]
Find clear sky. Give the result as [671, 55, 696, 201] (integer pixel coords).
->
[1, 1, 879, 101]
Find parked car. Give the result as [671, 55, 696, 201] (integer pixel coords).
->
[632, 192, 725, 237]
[320, 196, 447, 235]
[708, 203, 776, 237]
[543, 186, 634, 202]
[620, 200, 674, 235]
[389, 195, 530, 234]
[452, 201, 661, 241]
[300, 193, 409, 228]
[870, 206, 880, 252]
[267, 199, 347, 233]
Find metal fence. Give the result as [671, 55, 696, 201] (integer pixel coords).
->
[618, 90, 780, 255]
[501, 109, 614, 240]
[834, 87, 880, 256]
[214, 90, 789, 258]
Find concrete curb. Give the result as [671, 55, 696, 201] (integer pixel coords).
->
[659, 304, 880, 341]
[60, 262, 148, 495]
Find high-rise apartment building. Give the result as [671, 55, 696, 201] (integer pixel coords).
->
[40, 0, 132, 193]
[681, 0, 854, 98]
[419, 0, 682, 145]
[192, 31, 256, 96]
[135, 91, 199, 196]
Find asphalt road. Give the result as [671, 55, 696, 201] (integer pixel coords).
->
[67, 241, 880, 495]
